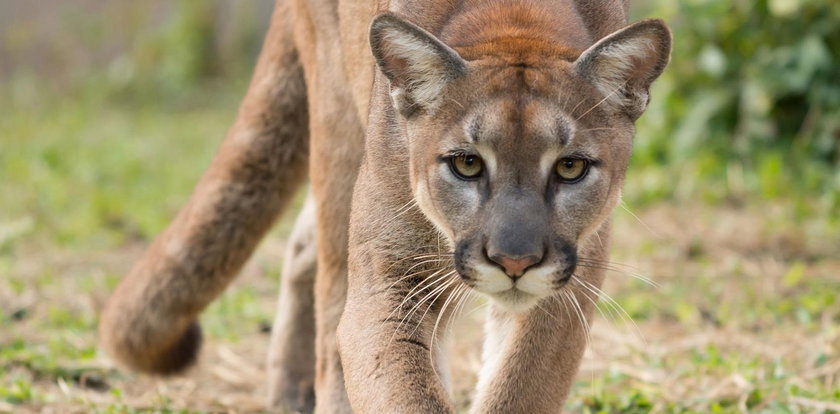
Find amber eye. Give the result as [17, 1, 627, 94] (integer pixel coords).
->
[449, 154, 484, 180]
[555, 158, 589, 182]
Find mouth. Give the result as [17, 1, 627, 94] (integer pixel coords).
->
[459, 262, 571, 312]
[487, 287, 543, 312]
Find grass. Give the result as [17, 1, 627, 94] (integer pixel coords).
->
[1, 77, 839, 413]
[569, 203, 840, 413]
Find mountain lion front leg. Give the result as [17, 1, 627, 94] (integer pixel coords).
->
[99, 0, 309, 375]
[338, 260, 458, 413]
[337, 162, 457, 413]
[268, 194, 317, 413]
[470, 233, 609, 413]
[470, 296, 595, 412]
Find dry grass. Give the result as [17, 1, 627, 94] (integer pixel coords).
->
[3, 201, 838, 413]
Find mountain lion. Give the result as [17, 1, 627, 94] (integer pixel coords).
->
[99, 0, 671, 412]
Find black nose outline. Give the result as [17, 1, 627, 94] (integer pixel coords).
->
[483, 247, 545, 280]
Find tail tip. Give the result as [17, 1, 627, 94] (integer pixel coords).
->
[149, 321, 203, 375]
[101, 320, 203, 375]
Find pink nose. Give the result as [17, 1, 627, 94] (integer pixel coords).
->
[489, 254, 541, 278]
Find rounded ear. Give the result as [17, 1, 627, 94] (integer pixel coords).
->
[574, 19, 672, 120]
[369, 13, 467, 117]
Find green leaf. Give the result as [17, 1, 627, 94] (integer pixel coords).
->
[782, 262, 805, 287]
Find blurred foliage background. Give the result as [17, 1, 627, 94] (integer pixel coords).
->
[630, 0, 840, 218]
[1, 0, 839, 412]
[2, 0, 837, 253]
[1, 1, 275, 250]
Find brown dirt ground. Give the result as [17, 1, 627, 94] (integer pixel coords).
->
[3, 202, 839, 413]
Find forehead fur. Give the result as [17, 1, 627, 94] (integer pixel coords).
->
[448, 59, 607, 118]
[429, 62, 610, 141]
[440, 0, 591, 63]
[462, 98, 575, 148]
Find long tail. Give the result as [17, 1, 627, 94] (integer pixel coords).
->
[99, 0, 308, 375]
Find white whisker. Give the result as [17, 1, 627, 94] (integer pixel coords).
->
[429, 285, 466, 381]
[572, 278, 614, 324]
[535, 300, 563, 326]
[576, 127, 621, 133]
[564, 288, 591, 346]
[620, 201, 662, 239]
[573, 276, 646, 345]
[576, 258, 658, 288]
[408, 278, 458, 338]
[575, 84, 624, 121]
[380, 199, 419, 229]
[379, 268, 453, 337]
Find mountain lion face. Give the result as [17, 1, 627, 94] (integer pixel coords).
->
[409, 67, 633, 311]
[370, 14, 670, 310]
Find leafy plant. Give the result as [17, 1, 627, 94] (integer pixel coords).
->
[631, 0, 840, 216]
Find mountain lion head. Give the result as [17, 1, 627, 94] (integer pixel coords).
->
[370, 13, 670, 311]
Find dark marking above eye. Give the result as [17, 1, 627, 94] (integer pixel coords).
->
[555, 116, 573, 146]
[467, 117, 482, 143]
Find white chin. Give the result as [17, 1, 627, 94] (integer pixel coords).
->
[487, 289, 543, 312]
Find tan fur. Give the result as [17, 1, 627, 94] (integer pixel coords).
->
[267, 195, 317, 411]
[99, 0, 670, 412]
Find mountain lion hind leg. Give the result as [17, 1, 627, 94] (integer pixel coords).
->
[99, 0, 309, 381]
[268, 194, 317, 413]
